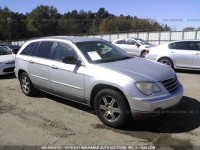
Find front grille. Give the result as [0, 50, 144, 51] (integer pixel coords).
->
[162, 75, 179, 94]
[3, 67, 15, 73]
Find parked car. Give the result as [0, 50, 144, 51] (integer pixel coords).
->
[0, 46, 15, 75]
[15, 36, 183, 128]
[112, 38, 156, 58]
[145, 40, 200, 70]
[3, 45, 21, 54]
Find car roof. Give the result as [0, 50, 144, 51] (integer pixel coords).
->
[5, 45, 21, 48]
[31, 36, 104, 43]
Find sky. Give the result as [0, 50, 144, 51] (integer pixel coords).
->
[0, 0, 200, 31]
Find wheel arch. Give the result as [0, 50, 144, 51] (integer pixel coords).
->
[90, 84, 131, 111]
[140, 49, 147, 57]
[158, 56, 175, 68]
[18, 69, 27, 80]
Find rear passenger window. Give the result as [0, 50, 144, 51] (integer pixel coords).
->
[116, 40, 126, 44]
[174, 42, 192, 50]
[20, 42, 36, 55]
[168, 43, 175, 49]
[194, 42, 200, 51]
[34, 42, 54, 59]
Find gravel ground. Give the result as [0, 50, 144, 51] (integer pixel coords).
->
[0, 69, 200, 150]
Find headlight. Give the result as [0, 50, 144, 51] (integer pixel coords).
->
[135, 82, 161, 95]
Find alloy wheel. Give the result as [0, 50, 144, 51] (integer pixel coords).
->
[21, 76, 30, 94]
[99, 96, 121, 122]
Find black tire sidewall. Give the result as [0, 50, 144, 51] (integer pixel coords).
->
[141, 51, 147, 58]
[94, 89, 129, 128]
[159, 58, 174, 69]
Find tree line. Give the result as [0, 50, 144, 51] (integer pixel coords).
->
[0, 5, 196, 41]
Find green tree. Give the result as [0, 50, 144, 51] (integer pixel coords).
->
[27, 5, 59, 36]
[183, 27, 196, 31]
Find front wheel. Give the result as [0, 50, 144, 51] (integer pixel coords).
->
[94, 89, 130, 128]
[158, 58, 174, 69]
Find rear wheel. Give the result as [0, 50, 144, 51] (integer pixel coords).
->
[141, 51, 147, 58]
[20, 72, 37, 96]
[94, 89, 130, 128]
[158, 58, 174, 69]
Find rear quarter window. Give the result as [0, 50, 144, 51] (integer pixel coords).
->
[20, 42, 37, 55]
[33, 41, 54, 59]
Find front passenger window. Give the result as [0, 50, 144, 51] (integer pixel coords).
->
[54, 42, 78, 64]
[194, 42, 200, 51]
[126, 40, 137, 45]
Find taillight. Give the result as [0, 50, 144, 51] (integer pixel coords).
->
[146, 50, 149, 54]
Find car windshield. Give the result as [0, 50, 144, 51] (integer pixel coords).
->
[76, 41, 132, 64]
[7, 45, 21, 49]
[0, 47, 12, 55]
[134, 38, 152, 46]
[2, 46, 10, 51]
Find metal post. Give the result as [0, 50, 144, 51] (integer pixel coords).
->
[182, 31, 184, 40]
[147, 32, 149, 42]
[158, 31, 161, 45]
[169, 31, 171, 42]
[195, 30, 198, 40]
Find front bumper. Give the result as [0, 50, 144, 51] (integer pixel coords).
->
[0, 63, 15, 75]
[130, 84, 183, 120]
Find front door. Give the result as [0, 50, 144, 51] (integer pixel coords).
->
[49, 42, 85, 103]
[125, 39, 141, 56]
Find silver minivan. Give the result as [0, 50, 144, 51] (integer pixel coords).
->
[15, 36, 183, 128]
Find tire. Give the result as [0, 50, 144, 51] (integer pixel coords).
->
[158, 57, 174, 69]
[20, 72, 37, 96]
[141, 51, 147, 58]
[94, 89, 130, 128]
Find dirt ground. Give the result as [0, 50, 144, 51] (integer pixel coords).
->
[0, 70, 200, 150]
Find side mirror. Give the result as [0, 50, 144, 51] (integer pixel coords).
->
[62, 56, 83, 66]
[76, 59, 83, 66]
[136, 43, 140, 48]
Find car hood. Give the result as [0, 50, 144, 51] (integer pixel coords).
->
[97, 58, 174, 82]
[0, 54, 15, 63]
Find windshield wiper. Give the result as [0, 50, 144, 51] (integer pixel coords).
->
[97, 56, 132, 63]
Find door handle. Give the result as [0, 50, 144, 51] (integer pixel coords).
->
[29, 60, 34, 63]
[51, 65, 58, 69]
[195, 53, 200, 55]
[171, 51, 176, 53]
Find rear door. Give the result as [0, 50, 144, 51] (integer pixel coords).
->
[192, 41, 200, 68]
[169, 41, 193, 68]
[28, 41, 54, 92]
